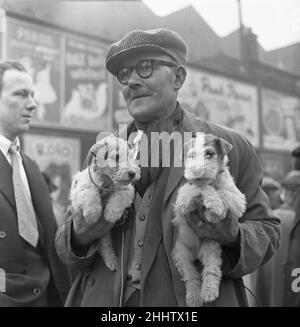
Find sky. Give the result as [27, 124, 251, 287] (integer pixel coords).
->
[143, 0, 300, 51]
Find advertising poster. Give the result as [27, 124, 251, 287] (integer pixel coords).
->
[262, 89, 300, 151]
[178, 69, 259, 147]
[62, 37, 110, 131]
[23, 134, 81, 225]
[259, 152, 292, 180]
[6, 19, 61, 124]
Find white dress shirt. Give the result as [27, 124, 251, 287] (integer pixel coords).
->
[0, 134, 32, 198]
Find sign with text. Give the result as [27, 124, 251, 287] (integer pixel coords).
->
[23, 134, 81, 225]
[6, 19, 61, 124]
[178, 69, 259, 147]
[262, 89, 300, 151]
[5, 17, 112, 132]
[62, 37, 110, 131]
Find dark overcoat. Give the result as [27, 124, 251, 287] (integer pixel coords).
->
[56, 108, 280, 307]
[0, 151, 71, 306]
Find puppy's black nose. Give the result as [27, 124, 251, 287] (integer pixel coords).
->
[128, 171, 136, 179]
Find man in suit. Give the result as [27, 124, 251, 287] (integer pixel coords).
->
[0, 60, 71, 306]
[56, 29, 280, 306]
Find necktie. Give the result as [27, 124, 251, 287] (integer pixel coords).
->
[9, 143, 39, 247]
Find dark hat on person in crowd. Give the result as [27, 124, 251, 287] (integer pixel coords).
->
[262, 176, 281, 191]
[281, 170, 300, 191]
[291, 145, 300, 158]
[105, 28, 188, 75]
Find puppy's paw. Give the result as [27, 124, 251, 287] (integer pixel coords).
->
[230, 195, 247, 218]
[204, 199, 227, 220]
[104, 205, 123, 223]
[83, 206, 102, 224]
[200, 284, 219, 303]
[104, 254, 118, 271]
[186, 287, 204, 307]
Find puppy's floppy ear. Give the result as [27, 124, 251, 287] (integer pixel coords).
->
[88, 143, 99, 167]
[89, 140, 109, 167]
[126, 141, 133, 150]
[215, 137, 233, 157]
[90, 140, 104, 154]
[89, 152, 98, 172]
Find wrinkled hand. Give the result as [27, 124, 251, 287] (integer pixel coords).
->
[71, 207, 114, 248]
[186, 210, 240, 247]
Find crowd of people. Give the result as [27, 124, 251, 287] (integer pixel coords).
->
[245, 167, 300, 307]
[0, 28, 299, 307]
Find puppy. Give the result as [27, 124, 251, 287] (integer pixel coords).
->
[172, 134, 246, 306]
[70, 136, 140, 271]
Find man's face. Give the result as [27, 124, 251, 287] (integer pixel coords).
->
[120, 51, 179, 122]
[0, 69, 37, 140]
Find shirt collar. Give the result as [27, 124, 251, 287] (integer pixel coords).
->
[0, 135, 21, 156]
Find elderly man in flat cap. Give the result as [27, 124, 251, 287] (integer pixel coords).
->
[56, 28, 280, 307]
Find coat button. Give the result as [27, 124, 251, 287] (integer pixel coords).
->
[33, 288, 41, 296]
[139, 214, 145, 221]
[138, 240, 144, 247]
[89, 277, 95, 286]
[0, 231, 6, 238]
[135, 263, 141, 270]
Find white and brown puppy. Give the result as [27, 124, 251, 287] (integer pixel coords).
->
[172, 134, 246, 306]
[70, 136, 140, 271]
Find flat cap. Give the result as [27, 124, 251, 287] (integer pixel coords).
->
[281, 170, 300, 191]
[105, 28, 188, 75]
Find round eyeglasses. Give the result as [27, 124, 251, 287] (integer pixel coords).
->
[117, 59, 178, 84]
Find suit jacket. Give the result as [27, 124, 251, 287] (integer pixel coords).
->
[0, 150, 71, 306]
[56, 106, 281, 307]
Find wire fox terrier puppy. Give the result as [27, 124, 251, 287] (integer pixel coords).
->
[70, 136, 140, 271]
[172, 134, 246, 306]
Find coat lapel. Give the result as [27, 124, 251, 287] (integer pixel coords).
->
[0, 152, 15, 210]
